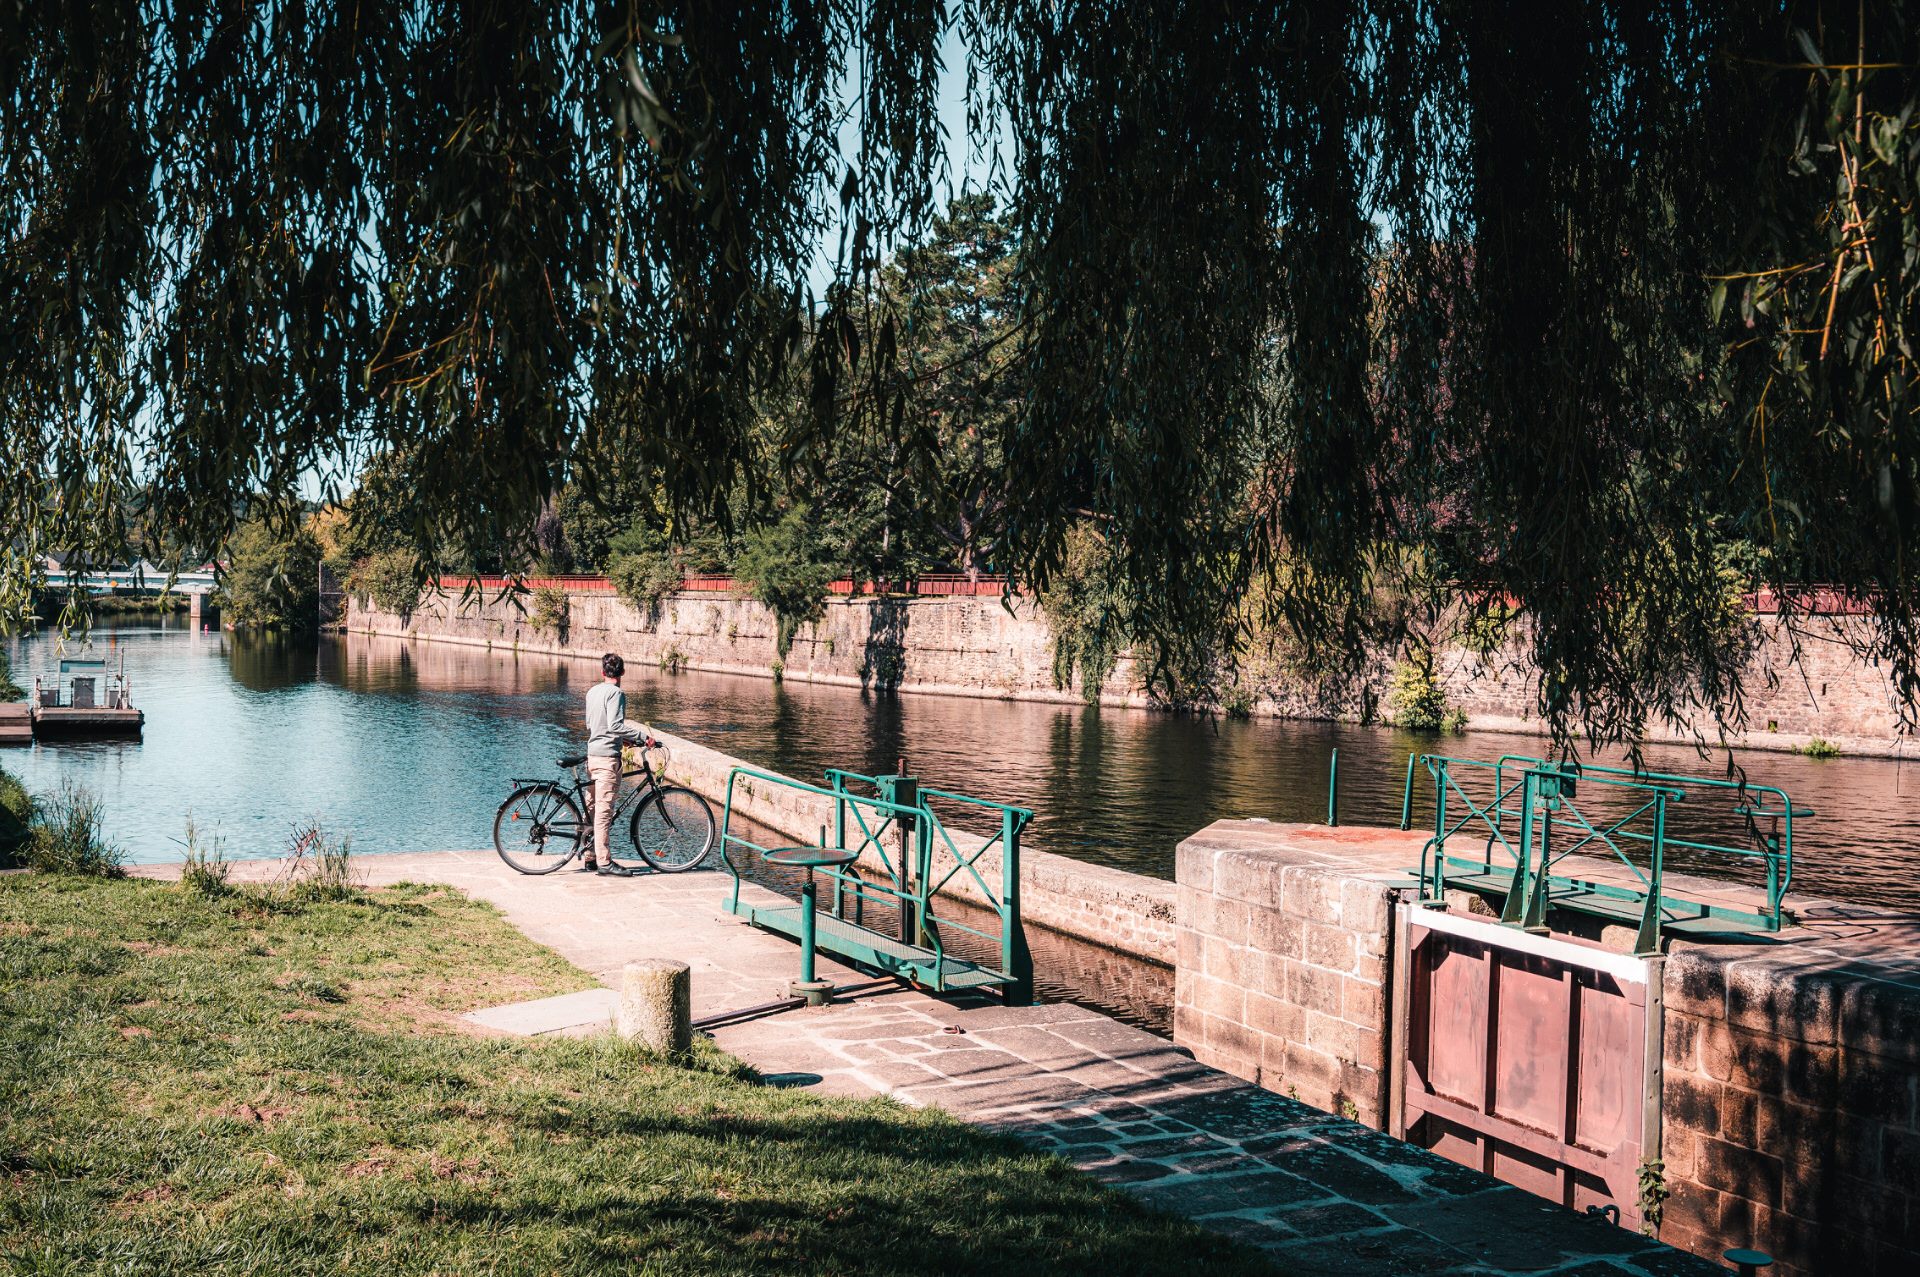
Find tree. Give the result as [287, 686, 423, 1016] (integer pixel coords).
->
[219, 518, 321, 632]
[732, 507, 841, 658]
[606, 523, 685, 616]
[6, 3, 1920, 741]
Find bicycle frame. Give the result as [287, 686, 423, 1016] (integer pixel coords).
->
[512, 749, 667, 857]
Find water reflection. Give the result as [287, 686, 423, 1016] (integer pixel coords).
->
[3, 625, 1917, 913]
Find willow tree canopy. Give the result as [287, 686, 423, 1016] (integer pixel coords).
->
[3, 1, 1917, 741]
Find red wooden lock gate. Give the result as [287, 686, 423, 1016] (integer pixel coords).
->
[1390, 905, 1663, 1229]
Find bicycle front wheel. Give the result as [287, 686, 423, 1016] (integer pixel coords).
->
[627, 786, 717, 872]
[493, 783, 584, 874]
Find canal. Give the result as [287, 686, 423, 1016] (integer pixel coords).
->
[5, 620, 1918, 910]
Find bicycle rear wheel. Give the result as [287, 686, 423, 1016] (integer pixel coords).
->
[493, 783, 584, 874]
[627, 786, 716, 872]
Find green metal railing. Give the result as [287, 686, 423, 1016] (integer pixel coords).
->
[1402, 752, 1806, 954]
[718, 764, 1035, 1003]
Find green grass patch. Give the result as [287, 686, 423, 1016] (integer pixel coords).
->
[0, 874, 1280, 1275]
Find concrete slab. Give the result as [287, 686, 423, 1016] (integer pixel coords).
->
[464, 987, 617, 1036]
[132, 850, 1722, 1277]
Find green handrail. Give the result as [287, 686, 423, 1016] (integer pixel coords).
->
[719, 763, 1034, 1002]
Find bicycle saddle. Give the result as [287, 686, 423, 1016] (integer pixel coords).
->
[558, 753, 586, 768]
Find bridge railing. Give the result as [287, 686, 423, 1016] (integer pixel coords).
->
[1403, 753, 1802, 953]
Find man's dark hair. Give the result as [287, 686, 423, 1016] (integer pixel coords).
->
[601, 653, 625, 679]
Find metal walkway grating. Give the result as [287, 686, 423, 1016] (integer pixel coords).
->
[736, 902, 1015, 991]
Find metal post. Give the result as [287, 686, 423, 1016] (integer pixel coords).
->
[1502, 773, 1533, 925]
[799, 874, 818, 984]
[1635, 795, 1668, 956]
[790, 871, 834, 1006]
[1001, 806, 1033, 1006]
[1522, 796, 1553, 934]
[1327, 748, 1340, 826]
[832, 783, 848, 920]
[1400, 752, 1417, 830]
[914, 808, 935, 950]
[885, 766, 919, 946]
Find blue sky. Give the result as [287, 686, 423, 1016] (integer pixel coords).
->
[805, 20, 998, 297]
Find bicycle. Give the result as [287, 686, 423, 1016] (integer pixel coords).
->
[493, 742, 716, 875]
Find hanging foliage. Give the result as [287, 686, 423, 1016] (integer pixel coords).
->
[3, 1, 1919, 742]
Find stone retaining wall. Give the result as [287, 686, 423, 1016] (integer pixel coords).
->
[649, 728, 1177, 966]
[347, 588, 1917, 757]
[347, 587, 1152, 709]
[1660, 919, 1920, 1276]
[1174, 822, 1419, 1131]
[1172, 819, 1920, 1276]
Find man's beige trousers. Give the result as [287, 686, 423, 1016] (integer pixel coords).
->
[586, 756, 620, 866]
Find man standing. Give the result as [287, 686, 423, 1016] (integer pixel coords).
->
[582, 652, 654, 876]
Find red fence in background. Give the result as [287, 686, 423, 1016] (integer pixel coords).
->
[439, 574, 618, 594]
[429, 574, 1868, 614]
[1746, 586, 1874, 616]
[436, 572, 1014, 599]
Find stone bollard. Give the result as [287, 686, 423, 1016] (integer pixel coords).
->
[617, 959, 691, 1058]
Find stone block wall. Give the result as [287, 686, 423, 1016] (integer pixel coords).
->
[346, 589, 1916, 757]
[1173, 820, 1920, 1275]
[1660, 929, 1920, 1276]
[346, 588, 1152, 709]
[1173, 821, 1422, 1128]
[353, 591, 1912, 756]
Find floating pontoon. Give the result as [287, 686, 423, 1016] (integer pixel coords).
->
[32, 656, 143, 738]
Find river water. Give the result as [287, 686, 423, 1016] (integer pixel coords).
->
[5, 620, 1919, 912]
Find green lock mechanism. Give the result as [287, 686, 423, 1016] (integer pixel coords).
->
[1405, 751, 1799, 956]
[875, 770, 921, 946]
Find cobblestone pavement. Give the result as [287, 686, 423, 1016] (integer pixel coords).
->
[134, 851, 1720, 1277]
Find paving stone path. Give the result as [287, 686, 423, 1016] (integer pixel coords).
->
[136, 851, 1721, 1277]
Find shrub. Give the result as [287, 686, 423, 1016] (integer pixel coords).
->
[1800, 736, 1842, 759]
[1389, 646, 1458, 733]
[346, 548, 422, 615]
[0, 766, 33, 865]
[178, 815, 232, 898]
[607, 525, 685, 618]
[25, 781, 124, 877]
[0, 650, 22, 701]
[732, 508, 839, 659]
[275, 820, 360, 901]
[658, 644, 687, 672]
[528, 587, 570, 638]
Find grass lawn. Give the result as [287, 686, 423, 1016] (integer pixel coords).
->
[0, 872, 1282, 1275]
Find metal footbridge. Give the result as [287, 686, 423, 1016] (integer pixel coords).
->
[719, 765, 1034, 1004]
[42, 562, 217, 595]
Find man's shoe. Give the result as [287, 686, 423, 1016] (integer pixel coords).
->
[575, 856, 599, 872]
[595, 861, 635, 877]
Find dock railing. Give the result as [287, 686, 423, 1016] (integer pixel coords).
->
[1403, 752, 1803, 954]
[718, 764, 1034, 1002]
